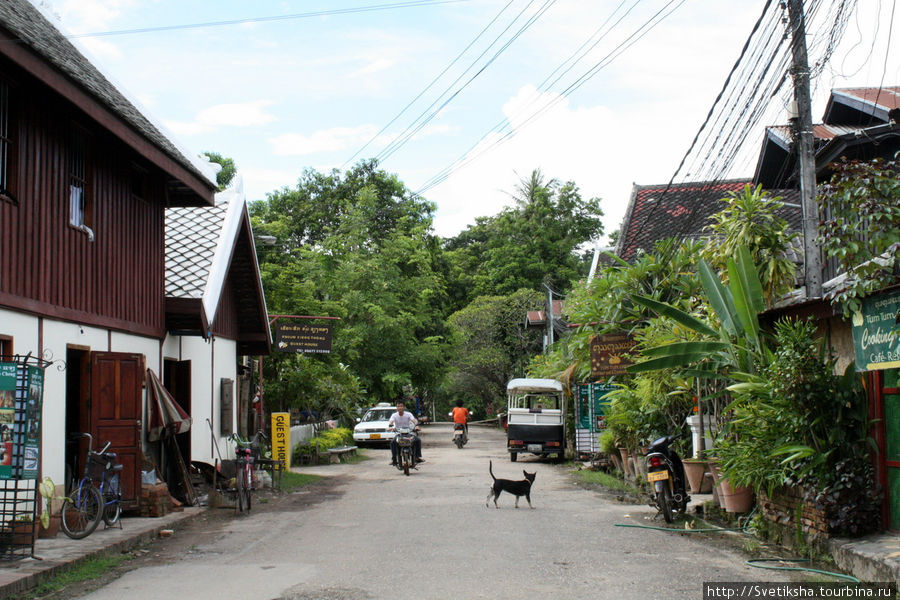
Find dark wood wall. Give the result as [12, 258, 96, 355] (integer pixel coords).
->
[0, 59, 168, 337]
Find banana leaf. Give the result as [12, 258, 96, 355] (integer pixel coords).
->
[630, 295, 719, 338]
[640, 341, 730, 358]
[698, 259, 739, 337]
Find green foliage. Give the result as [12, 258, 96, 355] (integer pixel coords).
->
[443, 169, 603, 310]
[251, 160, 450, 405]
[817, 155, 900, 316]
[292, 427, 354, 463]
[703, 184, 798, 306]
[809, 457, 881, 537]
[203, 151, 237, 190]
[714, 318, 869, 495]
[443, 289, 543, 415]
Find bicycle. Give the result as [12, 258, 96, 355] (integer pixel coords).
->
[229, 430, 265, 514]
[60, 433, 123, 538]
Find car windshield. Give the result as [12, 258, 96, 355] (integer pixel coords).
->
[362, 409, 393, 423]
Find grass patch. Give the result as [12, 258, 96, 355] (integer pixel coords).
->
[12, 552, 132, 599]
[573, 468, 643, 496]
[279, 471, 323, 492]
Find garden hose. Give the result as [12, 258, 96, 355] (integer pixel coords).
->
[745, 558, 860, 583]
[614, 508, 860, 583]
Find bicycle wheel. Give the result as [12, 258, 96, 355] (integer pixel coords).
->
[241, 465, 252, 512]
[61, 484, 103, 539]
[234, 464, 245, 513]
[103, 474, 122, 526]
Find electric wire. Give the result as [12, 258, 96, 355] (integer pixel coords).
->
[341, 0, 519, 168]
[65, 0, 474, 39]
[415, 0, 686, 195]
[374, 0, 557, 164]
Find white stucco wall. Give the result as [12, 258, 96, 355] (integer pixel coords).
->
[0, 310, 163, 485]
[164, 334, 238, 465]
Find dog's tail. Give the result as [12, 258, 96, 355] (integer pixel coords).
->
[489, 460, 496, 481]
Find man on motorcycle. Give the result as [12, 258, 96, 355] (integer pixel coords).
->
[451, 399, 470, 436]
[388, 401, 423, 466]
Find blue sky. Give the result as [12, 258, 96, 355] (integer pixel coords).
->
[37, 0, 900, 241]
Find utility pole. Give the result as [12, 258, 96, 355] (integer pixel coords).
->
[787, 0, 823, 298]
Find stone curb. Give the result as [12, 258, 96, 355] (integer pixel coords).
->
[0, 509, 202, 598]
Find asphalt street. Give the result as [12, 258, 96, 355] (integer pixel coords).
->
[73, 423, 794, 600]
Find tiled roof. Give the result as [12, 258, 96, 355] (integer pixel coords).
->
[616, 181, 803, 262]
[165, 203, 228, 299]
[0, 0, 215, 190]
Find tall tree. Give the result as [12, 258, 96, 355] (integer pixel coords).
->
[251, 160, 450, 407]
[443, 169, 603, 310]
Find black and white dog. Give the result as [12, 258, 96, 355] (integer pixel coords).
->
[486, 460, 536, 509]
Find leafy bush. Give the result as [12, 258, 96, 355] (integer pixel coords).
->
[716, 318, 870, 495]
[292, 427, 354, 463]
[807, 457, 881, 537]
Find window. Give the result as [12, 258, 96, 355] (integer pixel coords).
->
[0, 79, 16, 203]
[0, 336, 12, 360]
[68, 125, 93, 239]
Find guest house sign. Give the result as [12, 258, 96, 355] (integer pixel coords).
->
[274, 321, 333, 354]
[851, 289, 900, 371]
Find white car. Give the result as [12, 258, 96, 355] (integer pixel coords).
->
[353, 403, 397, 445]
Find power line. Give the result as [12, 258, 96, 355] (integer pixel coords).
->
[342, 0, 518, 168]
[66, 0, 474, 39]
[415, 0, 685, 195]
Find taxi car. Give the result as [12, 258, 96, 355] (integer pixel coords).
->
[352, 403, 397, 446]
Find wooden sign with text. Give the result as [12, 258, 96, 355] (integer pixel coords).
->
[590, 334, 636, 378]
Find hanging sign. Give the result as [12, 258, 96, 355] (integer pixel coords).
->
[851, 289, 900, 371]
[271, 412, 291, 469]
[274, 321, 332, 354]
[0, 363, 43, 480]
[590, 334, 636, 378]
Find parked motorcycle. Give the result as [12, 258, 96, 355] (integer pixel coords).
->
[645, 434, 689, 523]
[452, 423, 468, 449]
[394, 427, 418, 476]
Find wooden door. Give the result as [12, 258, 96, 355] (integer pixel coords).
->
[90, 352, 144, 509]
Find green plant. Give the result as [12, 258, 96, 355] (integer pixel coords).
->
[599, 430, 616, 455]
[703, 184, 798, 306]
[291, 427, 355, 463]
[818, 155, 900, 316]
[807, 457, 881, 537]
[38, 476, 68, 529]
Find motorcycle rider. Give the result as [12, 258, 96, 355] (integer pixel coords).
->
[450, 399, 470, 438]
[388, 400, 424, 466]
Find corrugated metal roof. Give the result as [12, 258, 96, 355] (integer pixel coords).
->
[832, 86, 900, 110]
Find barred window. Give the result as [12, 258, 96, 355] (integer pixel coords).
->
[0, 80, 15, 202]
[68, 125, 91, 231]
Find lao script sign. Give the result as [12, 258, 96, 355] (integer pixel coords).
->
[275, 321, 333, 354]
[851, 289, 900, 371]
[590, 333, 636, 378]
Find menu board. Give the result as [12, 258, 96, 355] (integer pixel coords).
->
[0, 363, 43, 479]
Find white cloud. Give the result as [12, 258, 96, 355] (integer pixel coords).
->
[164, 101, 276, 136]
[269, 125, 379, 156]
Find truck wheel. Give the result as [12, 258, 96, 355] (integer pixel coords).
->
[510, 452, 517, 462]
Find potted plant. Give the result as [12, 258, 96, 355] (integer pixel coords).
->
[38, 477, 65, 538]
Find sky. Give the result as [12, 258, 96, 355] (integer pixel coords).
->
[33, 0, 900, 243]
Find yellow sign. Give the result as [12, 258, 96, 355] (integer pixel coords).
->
[271, 412, 291, 469]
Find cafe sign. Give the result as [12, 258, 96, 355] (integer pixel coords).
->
[590, 333, 637, 378]
[851, 289, 900, 371]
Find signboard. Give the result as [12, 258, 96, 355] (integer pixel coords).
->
[852, 289, 900, 371]
[590, 333, 636, 378]
[0, 363, 43, 479]
[576, 382, 615, 431]
[275, 321, 332, 354]
[271, 412, 291, 469]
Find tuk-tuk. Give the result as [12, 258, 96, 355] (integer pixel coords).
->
[506, 378, 566, 462]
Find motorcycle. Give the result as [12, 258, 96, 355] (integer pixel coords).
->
[645, 434, 689, 523]
[452, 423, 468, 449]
[394, 427, 418, 476]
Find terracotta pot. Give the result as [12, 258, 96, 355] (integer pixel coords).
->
[10, 520, 37, 546]
[717, 477, 754, 513]
[38, 515, 61, 539]
[683, 459, 709, 494]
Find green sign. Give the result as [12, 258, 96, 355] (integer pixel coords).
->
[576, 382, 615, 432]
[0, 363, 43, 479]
[851, 289, 900, 371]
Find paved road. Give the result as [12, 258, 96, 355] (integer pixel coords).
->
[76, 424, 792, 600]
